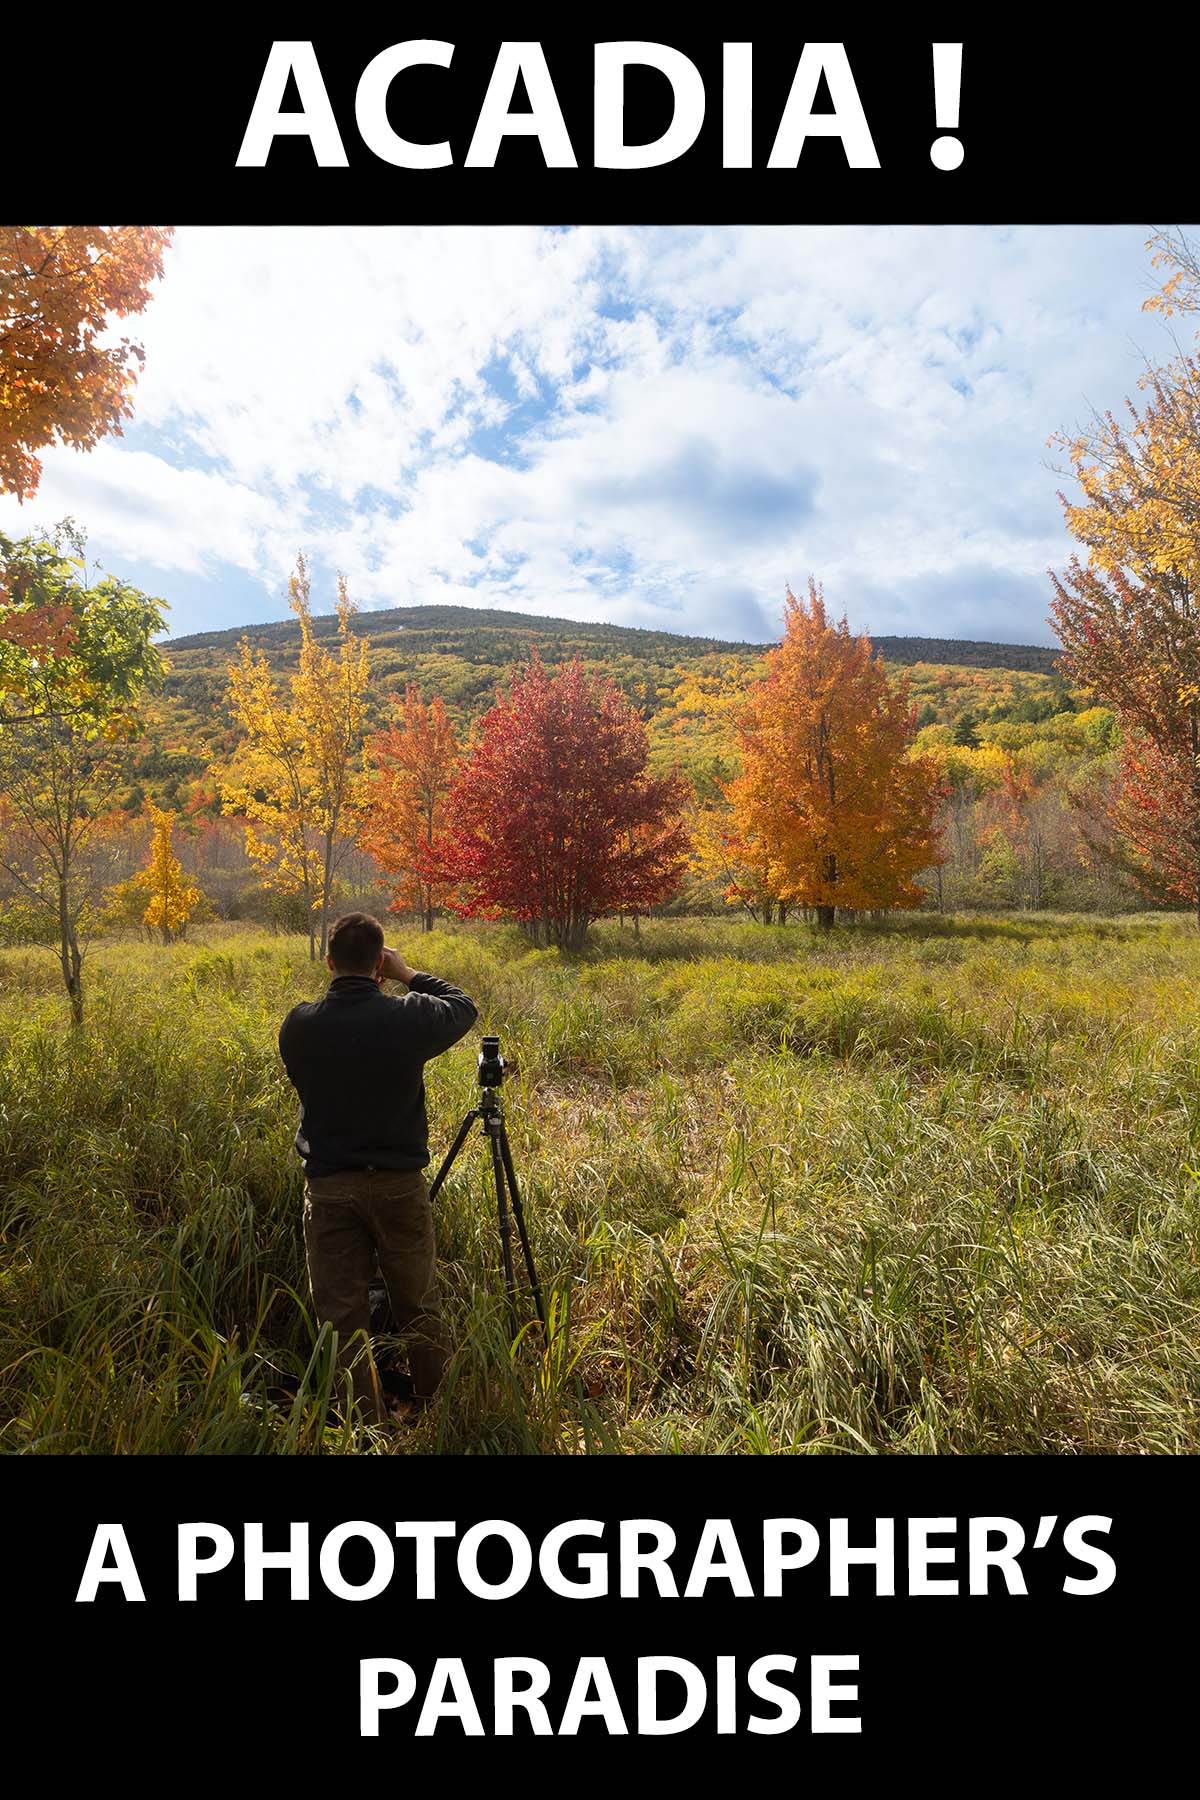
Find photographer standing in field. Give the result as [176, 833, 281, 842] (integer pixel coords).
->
[278, 911, 478, 1426]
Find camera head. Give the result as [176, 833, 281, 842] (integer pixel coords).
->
[477, 1034, 506, 1089]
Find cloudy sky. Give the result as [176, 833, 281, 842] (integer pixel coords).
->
[1, 224, 1188, 646]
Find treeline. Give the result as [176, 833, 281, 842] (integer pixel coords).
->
[151, 602, 1067, 816]
[871, 637, 1060, 673]
[166, 603, 1061, 675]
[0, 515, 1168, 1028]
[0, 526, 1184, 1029]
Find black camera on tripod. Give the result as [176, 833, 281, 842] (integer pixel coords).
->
[428, 1028, 544, 1335]
[477, 1034, 505, 1088]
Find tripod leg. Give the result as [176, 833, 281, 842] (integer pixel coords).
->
[427, 1108, 480, 1205]
[498, 1120, 546, 1327]
[488, 1121, 519, 1337]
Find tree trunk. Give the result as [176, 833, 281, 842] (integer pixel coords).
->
[319, 838, 335, 958]
[1192, 711, 1200, 931]
[58, 879, 83, 1026]
[562, 912, 590, 952]
[423, 818, 435, 933]
[818, 849, 838, 929]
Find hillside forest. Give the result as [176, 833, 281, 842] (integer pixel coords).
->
[0, 585, 1137, 957]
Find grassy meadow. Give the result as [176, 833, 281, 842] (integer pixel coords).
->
[1, 912, 1198, 1455]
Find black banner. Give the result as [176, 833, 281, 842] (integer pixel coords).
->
[15, 1457, 1191, 1768]
[11, 18, 1188, 222]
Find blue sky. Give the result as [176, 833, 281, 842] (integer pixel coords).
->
[1, 224, 1190, 647]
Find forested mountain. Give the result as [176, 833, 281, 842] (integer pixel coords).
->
[152, 601, 1067, 797]
[165, 601, 1061, 675]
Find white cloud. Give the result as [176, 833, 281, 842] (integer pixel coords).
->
[1, 223, 1189, 644]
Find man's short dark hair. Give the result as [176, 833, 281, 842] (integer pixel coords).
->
[328, 912, 385, 974]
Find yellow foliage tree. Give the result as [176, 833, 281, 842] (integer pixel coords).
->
[1142, 227, 1200, 321]
[1052, 364, 1200, 595]
[688, 800, 790, 924]
[922, 740, 1010, 796]
[218, 554, 370, 958]
[134, 804, 200, 942]
[730, 582, 944, 928]
[674, 669, 787, 919]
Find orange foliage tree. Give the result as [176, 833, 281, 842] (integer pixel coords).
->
[730, 582, 944, 928]
[1, 226, 173, 502]
[688, 799, 789, 924]
[360, 686, 460, 931]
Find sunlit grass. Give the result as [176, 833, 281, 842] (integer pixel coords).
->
[2, 911, 1198, 1454]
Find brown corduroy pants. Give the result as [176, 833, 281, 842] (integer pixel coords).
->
[302, 1167, 449, 1423]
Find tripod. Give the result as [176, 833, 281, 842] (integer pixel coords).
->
[428, 1044, 545, 1338]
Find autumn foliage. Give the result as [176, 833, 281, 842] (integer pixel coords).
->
[1097, 733, 1200, 908]
[728, 582, 943, 926]
[1049, 325, 1200, 920]
[220, 555, 370, 957]
[1, 227, 173, 502]
[360, 687, 460, 930]
[432, 654, 689, 949]
[688, 797, 788, 924]
[135, 804, 201, 942]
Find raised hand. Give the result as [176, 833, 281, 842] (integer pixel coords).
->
[378, 945, 416, 986]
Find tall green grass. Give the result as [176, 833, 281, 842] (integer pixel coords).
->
[2, 913, 1198, 1453]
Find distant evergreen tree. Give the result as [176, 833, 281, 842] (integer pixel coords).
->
[1049, 672, 1076, 713]
[953, 711, 981, 747]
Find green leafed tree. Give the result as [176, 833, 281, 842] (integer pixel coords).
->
[0, 523, 167, 1021]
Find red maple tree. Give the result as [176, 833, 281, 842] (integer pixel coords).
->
[1051, 557, 1200, 922]
[1105, 731, 1200, 909]
[431, 654, 689, 949]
